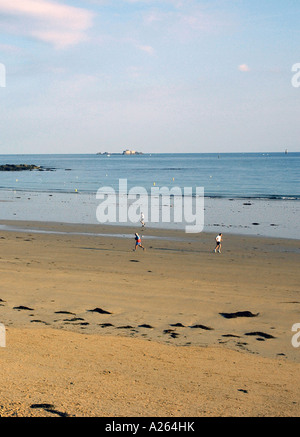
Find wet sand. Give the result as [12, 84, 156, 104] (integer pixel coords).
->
[0, 220, 299, 416]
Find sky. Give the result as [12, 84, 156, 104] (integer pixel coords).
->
[0, 0, 299, 154]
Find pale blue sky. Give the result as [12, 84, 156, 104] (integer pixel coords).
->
[0, 0, 299, 154]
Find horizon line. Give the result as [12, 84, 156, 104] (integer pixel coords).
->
[0, 151, 299, 156]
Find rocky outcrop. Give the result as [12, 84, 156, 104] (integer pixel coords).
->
[0, 164, 55, 171]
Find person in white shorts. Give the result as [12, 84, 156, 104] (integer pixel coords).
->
[214, 233, 222, 253]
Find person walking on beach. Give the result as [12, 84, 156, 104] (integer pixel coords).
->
[140, 212, 145, 229]
[134, 233, 145, 251]
[214, 233, 222, 253]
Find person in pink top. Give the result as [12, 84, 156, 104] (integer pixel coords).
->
[134, 233, 145, 251]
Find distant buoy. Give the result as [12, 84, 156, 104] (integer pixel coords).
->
[16, 179, 18, 182]
[172, 177, 175, 181]
[75, 189, 78, 193]
[153, 182, 156, 186]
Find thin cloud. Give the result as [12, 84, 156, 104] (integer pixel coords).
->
[137, 44, 155, 55]
[118, 37, 156, 55]
[123, 0, 183, 5]
[126, 66, 143, 79]
[238, 64, 250, 72]
[0, 43, 22, 54]
[0, 0, 94, 49]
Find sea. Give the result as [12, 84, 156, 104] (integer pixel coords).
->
[0, 153, 299, 239]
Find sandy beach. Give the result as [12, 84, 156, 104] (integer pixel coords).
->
[0, 220, 299, 417]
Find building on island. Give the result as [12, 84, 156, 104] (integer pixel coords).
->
[123, 149, 138, 155]
[97, 149, 143, 156]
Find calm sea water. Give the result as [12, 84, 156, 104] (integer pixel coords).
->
[0, 153, 299, 199]
[0, 153, 299, 239]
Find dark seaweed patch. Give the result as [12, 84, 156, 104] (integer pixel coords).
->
[88, 308, 112, 314]
[30, 404, 70, 417]
[13, 306, 34, 311]
[63, 317, 84, 322]
[116, 325, 134, 329]
[54, 311, 76, 315]
[30, 403, 55, 409]
[163, 329, 175, 334]
[245, 331, 275, 339]
[30, 320, 49, 325]
[189, 324, 213, 330]
[219, 311, 259, 319]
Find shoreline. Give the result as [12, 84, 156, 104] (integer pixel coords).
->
[0, 218, 300, 246]
[1, 185, 299, 200]
[0, 189, 299, 240]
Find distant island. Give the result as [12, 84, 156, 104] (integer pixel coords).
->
[0, 164, 55, 171]
[97, 149, 143, 156]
